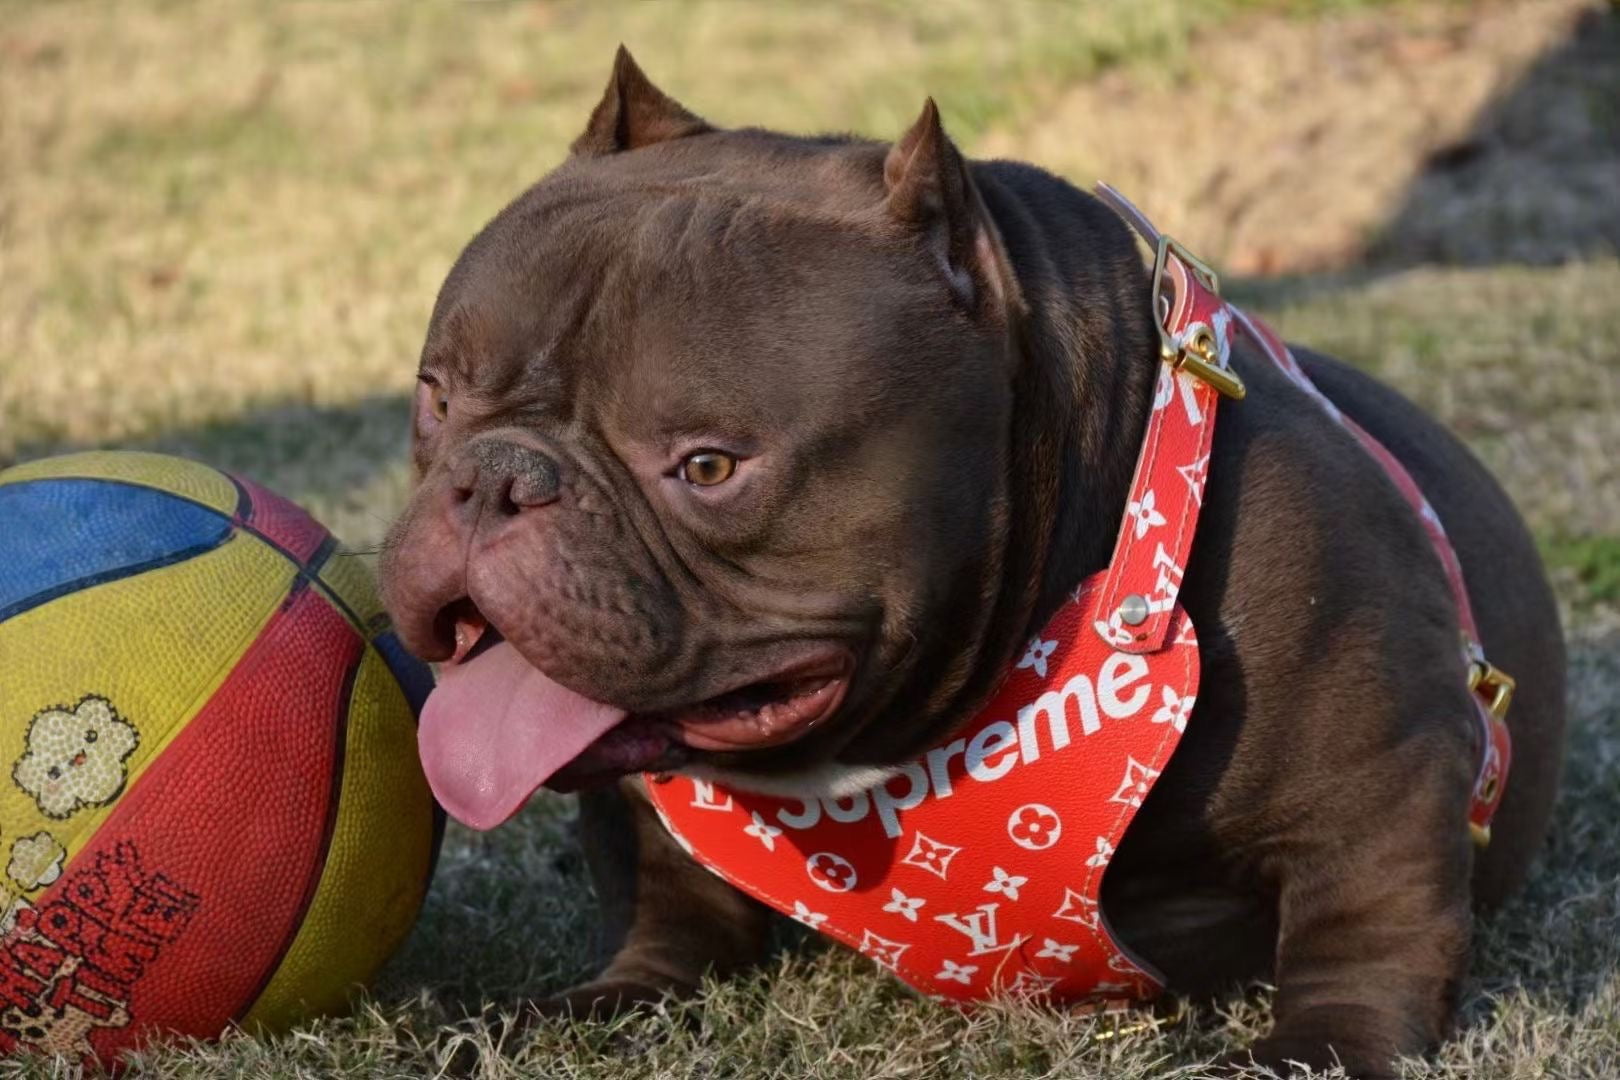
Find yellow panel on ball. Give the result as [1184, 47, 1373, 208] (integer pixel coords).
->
[316, 551, 389, 634]
[0, 450, 242, 516]
[0, 535, 294, 901]
[240, 643, 438, 1031]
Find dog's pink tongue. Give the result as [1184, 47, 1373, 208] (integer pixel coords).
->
[419, 641, 626, 830]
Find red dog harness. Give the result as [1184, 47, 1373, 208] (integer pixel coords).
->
[647, 187, 1513, 1008]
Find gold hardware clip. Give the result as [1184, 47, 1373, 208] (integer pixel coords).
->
[1467, 657, 1517, 720]
[1150, 234, 1247, 400]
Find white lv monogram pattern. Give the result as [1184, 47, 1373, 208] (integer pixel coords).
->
[933, 903, 1029, 957]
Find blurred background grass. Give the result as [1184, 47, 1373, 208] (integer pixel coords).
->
[1, 1, 1616, 1076]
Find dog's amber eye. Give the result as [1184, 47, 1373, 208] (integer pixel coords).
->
[417, 377, 450, 429]
[680, 451, 737, 487]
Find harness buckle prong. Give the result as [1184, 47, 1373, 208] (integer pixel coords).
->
[1150, 234, 1247, 400]
[1467, 656, 1516, 720]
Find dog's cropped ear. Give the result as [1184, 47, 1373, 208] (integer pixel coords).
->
[884, 99, 1021, 322]
[571, 46, 714, 157]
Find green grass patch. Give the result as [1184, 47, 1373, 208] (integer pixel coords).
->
[1541, 534, 1620, 610]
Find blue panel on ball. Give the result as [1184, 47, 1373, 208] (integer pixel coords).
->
[371, 630, 435, 718]
[0, 478, 234, 623]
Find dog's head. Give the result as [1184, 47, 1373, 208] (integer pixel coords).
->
[379, 49, 1113, 829]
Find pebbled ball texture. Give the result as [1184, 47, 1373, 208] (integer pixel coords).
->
[0, 451, 440, 1064]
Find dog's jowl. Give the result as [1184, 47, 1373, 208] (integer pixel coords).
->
[379, 48, 1566, 1079]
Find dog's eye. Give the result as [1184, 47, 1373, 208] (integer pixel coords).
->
[84, 729, 97, 743]
[417, 376, 450, 429]
[679, 451, 737, 487]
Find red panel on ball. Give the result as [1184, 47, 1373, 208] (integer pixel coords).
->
[0, 588, 361, 1063]
[229, 475, 331, 567]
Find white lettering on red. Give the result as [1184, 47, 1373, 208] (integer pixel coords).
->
[964, 722, 1018, 783]
[870, 763, 929, 839]
[777, 797, 820, 830]
[824, 790, 870, 824]
[924, 738, 967, 799]
[767, 659, 1168, 836]
[1099, 653, 1150, 718]
[1016, 675, 1089, 765]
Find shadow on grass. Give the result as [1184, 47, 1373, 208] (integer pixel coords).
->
[374, 796, 626, 1016]
[6, 394, 415, 533]
[1461, 628, 1620, 1029]
[1226, 4, 1620, 309]
[1367, 4, 1620, 271]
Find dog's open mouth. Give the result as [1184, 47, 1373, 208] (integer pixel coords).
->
[417, 604, 851, 829]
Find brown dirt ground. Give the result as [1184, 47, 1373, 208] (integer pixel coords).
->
[983, 0, 1620, 274]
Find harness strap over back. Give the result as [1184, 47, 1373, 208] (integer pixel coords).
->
[1095, 184, 1513, 845]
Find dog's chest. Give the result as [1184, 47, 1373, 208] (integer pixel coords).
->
[648, 572, 1202, 1005]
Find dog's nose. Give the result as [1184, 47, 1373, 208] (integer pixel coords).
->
[450, 438, 562, 516]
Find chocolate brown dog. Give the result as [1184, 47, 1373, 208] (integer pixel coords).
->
[379, 49, 1566, 1078]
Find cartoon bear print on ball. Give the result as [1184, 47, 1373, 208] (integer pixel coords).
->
[13, 697, 139, 819]
[6, 831, 66, 890]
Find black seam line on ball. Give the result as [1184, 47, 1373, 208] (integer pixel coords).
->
[231, 648, 360, 1024]
[0, 536, 230, 625]
[0, 474, 366, 633]
[3, 472, 425, 809]
[219, 474, 368, 634]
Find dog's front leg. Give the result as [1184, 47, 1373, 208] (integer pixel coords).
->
[543, 776, 774, 1018]
[1243, 798, 1474, 1078]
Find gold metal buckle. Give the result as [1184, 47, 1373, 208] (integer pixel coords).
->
[1467, 657, 1517, 720]
[1150, 234, 1247, 400]
[1465, 651, 1513, 848]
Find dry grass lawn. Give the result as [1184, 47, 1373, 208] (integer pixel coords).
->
[1, 1, 1616, 1076]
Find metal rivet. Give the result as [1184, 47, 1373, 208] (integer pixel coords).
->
[1118, 594, 1150, 626]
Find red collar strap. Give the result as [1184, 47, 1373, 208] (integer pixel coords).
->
[646, 187, 1512, 1009]
[1095, 184, 1511, 845]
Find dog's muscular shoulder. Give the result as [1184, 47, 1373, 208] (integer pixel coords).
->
[380, 49, 1565, 1079]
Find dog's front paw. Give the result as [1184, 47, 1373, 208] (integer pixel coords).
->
[532, 976, 685, 1021]
[1231, 1038, 1399, 1079]
[1229, 1005, 1408, 1079]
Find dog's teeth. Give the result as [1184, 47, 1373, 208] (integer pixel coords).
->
[450, 613, 488, 663]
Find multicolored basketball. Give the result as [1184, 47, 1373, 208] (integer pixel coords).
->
[0, 451, 440, 1063]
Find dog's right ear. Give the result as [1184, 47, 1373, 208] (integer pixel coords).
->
[884, 98, 1022, 323]
[571, 46, 714, 157]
